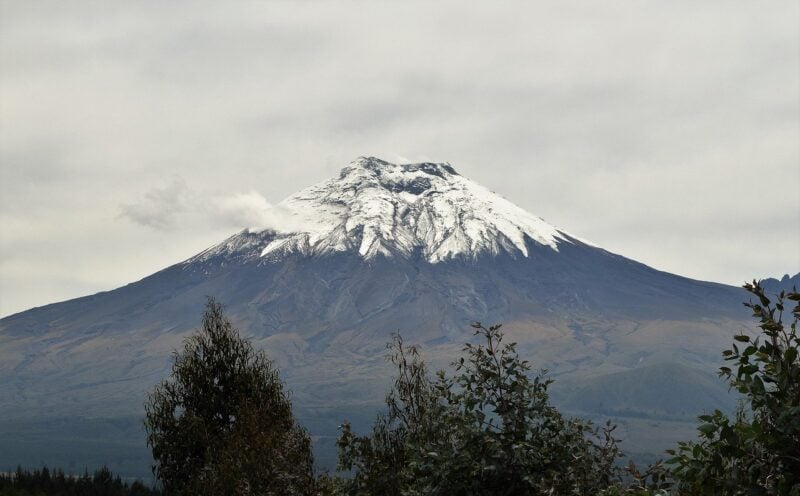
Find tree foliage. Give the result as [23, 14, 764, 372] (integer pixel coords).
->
[336, 334, 439, 495]
[144, 298, 315, 496]
[337, 324, 648, 495]
[668, 282, 800, 495]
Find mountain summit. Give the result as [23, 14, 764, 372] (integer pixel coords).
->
[195, 157, 570, 264]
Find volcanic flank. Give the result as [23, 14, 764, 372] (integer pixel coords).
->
[0, 156, 752, 474]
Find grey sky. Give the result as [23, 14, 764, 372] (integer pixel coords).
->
[1, 1, 798, 317]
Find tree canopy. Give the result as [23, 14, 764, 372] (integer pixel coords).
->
[336, 324, 644, 495]
[668, 282, 800, 495]
[144, 299, 315, 496]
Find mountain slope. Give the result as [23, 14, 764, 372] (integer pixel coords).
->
[556, 362, 737, 420]
[759, 273, 800, 295]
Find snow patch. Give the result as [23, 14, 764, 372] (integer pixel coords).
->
[195, 157, 579, 264]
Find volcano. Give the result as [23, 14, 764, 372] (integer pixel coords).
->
[0, 157, 757, 474]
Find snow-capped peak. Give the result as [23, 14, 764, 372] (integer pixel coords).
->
[197, 157, 573, 263]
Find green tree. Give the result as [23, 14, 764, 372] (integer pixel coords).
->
[336, 335, 441, 495]
[337, 324, 633, 496]
[144, 298, 315, 496]
[668, 282, 800, 495]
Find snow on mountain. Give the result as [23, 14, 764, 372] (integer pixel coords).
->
[195, 157, 573, 263]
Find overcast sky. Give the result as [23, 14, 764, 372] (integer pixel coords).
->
[1, 1, 798, 317]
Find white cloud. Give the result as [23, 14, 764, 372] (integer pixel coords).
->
[119, 182, 305, 233]
[210, 191, 274, 228]
[119, 177, 189, 230]
[208, 191, 306, 232]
